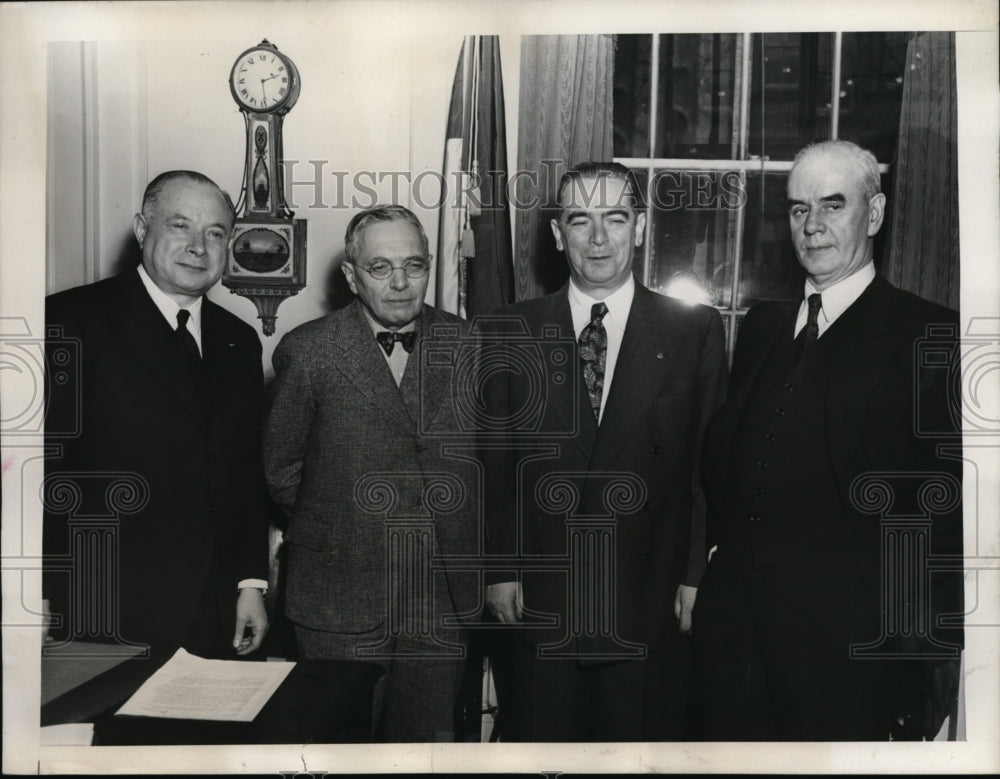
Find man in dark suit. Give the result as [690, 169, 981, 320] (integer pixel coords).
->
[262, 205, 480, 742]
[693, 140, 963, 740]
[483, 162, 728, 741]
[44, 170, 269, 659]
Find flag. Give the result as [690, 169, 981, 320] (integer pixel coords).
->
[436, 36, 515, 318]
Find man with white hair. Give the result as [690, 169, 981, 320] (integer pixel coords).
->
[694, 140, 963, 740]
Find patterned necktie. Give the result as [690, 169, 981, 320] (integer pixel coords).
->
[376, 330, 417, 355]
[579, 301, 609, 420]
[175, 309, 201, 362]
[793, 293, 822, 365]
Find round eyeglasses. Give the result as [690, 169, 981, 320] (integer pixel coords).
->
[352, 259, 431, 280]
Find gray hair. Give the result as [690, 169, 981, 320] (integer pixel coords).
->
[792, 140, 882, 202]
[140, 170, 235, 226]
[344, 204, 430, 263]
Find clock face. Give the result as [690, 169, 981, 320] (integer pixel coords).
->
[231, 48, 293, 112]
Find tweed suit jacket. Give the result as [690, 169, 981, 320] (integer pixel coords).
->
[483, 281, 728, 650]
[701, 275, 963, 646]
[263, 300, 481, 634]
[44, 269, 269, 651]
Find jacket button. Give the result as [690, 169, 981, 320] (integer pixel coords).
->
[755, 459, 768, 469]
[784, 382, 796, 392]
[754, 487, 766, 497]
[651, 445, 662, 454]
[749, 514, 760, 523]
[764, 432, 776, 441]
[775, 407, 785, 416]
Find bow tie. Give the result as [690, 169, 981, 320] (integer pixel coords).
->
[376, 330, 417, 355]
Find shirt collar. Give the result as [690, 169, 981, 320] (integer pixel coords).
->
[804, 261, 876, 326]
[568, 275, 635, 326]
[137, 264, 203, 331]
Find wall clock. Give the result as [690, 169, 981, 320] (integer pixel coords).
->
[222, 39, 307, 336]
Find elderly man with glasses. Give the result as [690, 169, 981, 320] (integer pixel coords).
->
[263, 205, 481, 742]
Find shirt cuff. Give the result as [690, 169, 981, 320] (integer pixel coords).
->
[237, 578, 268, 593]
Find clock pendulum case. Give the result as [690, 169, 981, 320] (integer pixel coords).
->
[223, 39, 307, 336]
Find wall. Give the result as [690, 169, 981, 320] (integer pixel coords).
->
[47, 31, 520, 377]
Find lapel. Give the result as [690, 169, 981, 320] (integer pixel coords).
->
[589, 285, 673, 473]
[544, 288, 598, 459]
[330, 300, 416, 436]
[108, 270, 210, 430]
[400, 305, 453, 432]
[822, 275, 898, 494]
[201, 298, 242, 432]
[729, 302, 798, 417]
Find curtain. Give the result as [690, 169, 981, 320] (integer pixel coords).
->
[884, 32, 959, 311]
[514, 35, 614, 301]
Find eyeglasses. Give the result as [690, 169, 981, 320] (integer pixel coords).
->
[351, 258, 431, 280]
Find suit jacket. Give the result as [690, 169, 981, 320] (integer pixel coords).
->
[263, 300, 481, 634]
[44, 269, 269, 651]
[483, 281, 728, 649]
[702, 275, 963, 643]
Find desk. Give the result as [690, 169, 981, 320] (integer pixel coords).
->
[41, 644, 383, 745]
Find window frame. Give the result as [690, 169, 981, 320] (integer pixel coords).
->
[615, 32, 890, 358]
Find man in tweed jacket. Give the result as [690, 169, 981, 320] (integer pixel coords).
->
[262, 205, 480, 742]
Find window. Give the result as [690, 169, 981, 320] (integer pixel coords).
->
[613, 33, 908, 355]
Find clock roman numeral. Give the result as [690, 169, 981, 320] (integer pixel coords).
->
[281, 77, 288, 83]
[278, 66, 285, 72]
[258, 54, 266, 61]
[239, 78, 245, 85]
[279, 87, 287, 96]
[240, 88, 249, 96]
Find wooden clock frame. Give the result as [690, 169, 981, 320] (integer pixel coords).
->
[223, 40, 307, 336]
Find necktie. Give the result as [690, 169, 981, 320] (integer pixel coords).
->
[793, 293, 822, 365]
[175, 309, 201, 362]
[376, 330, 417, 355]
[579, 301, 609, 420]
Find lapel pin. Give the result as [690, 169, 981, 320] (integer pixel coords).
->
[656, 352, 663, 359]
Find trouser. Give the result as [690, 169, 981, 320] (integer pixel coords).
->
[692, 548, 892, 740]
[294, 622, 466, 742]
[496, 633, 693, 742]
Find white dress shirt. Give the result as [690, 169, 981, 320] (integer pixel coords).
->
[793, 261, 876, 339]
[137, 264, 203, 354]
[568, 275, 635, 424]
[360, 307, 418, 387]
[136, 266, 267, 594]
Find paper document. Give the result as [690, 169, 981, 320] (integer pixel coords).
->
[116, 648, 295, 722]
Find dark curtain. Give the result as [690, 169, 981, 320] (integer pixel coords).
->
[514, 35, 614, 300]
[884, 32, 959, 311]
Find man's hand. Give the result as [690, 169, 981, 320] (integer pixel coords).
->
[233, 588, 269, 655]
[674, 584, 697, 635]
[486, 581, 523, 624]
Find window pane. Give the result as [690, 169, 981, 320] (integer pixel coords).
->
[644, 168, 742, 308]
[654, 34, 738, 159]
[613, 35, 652, 157]
[838, 32, 909, 162]
[748, 33, 834, 160]
[738, 171, 803, 308]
